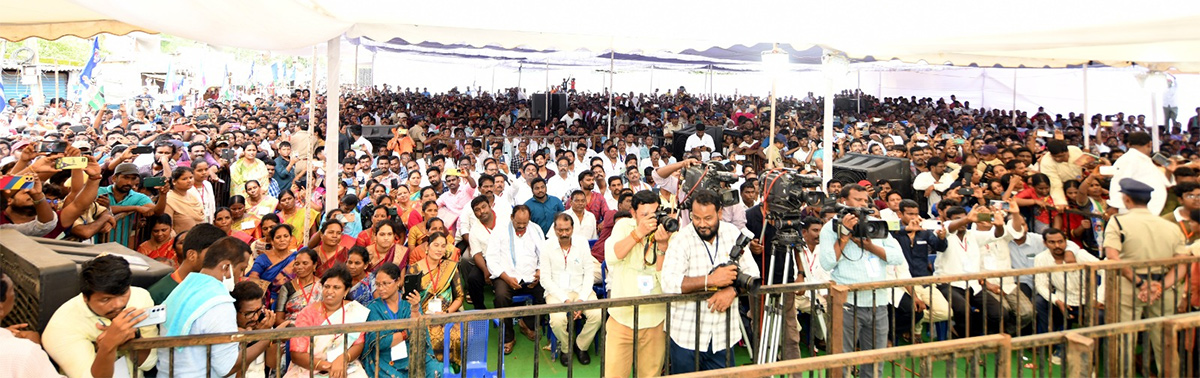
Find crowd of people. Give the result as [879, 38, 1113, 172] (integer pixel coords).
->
[2, 82, 1200, 378]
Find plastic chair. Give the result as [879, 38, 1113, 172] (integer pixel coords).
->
[444, 320, 497, 378]
[592, 261, 608, 299]
[493, 294, 535, 328]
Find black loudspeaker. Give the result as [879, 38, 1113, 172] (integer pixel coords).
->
[670, 126, 727, 162]
[531, 93, 568, 121]
[36, 238, 173, 289]
[362, 125, 399, 139]
[832, 153, 914, 200]
[0, 230, 78, 331]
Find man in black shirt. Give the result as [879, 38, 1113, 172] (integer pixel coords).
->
[889, 199, 949, 342]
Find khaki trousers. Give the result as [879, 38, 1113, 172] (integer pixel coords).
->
[604, 317, 666, 378]
[548, 292, 603, 353]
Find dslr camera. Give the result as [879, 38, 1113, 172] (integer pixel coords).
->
[709, 235, 760, 293]
[655, 207, 680, 233]
[833, 205, 889, 239]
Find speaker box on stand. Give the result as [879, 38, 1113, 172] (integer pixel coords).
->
[832, 153, 914, 199]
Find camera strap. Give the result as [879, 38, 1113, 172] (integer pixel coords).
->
[697, 227, 719, 266]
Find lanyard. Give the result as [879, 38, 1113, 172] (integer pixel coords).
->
[801, 244, 818, 275]
[425, 258, 446, 294]
[383, 301, 398, 320]
[323, 304, 345, 326]
[298, 278, 314, 304]
[1181, 221, 1195, 241]
[697, 228, 719, 266]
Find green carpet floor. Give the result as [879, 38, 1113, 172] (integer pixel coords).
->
[460, 293, 1085, 377]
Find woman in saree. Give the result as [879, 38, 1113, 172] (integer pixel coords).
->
[365, 220, 409, 273]
[229, 195, 261, 238]
[278, 248, 322, 320]
[285, 264, 369, 378]
[165, 166, 205, 234]
[214, 207, 254, 244]
[248, 224, 298, 308]
[356, 207, 393, 247]
[403, 171, 423, 202]
[313, 220, 349, 278]
[346, 247, 377, 306]
[137, 214, 176, 266]
[278, 189, 319, 241]
[406, 201, 439, 249]
[407, 218, 458, 265]
[405, 231, 465, 368]
[251, 214, 283, 254]
[405, 188, 438, 229]
[363, 263, 439, 378]
[393, 185, 417, 227]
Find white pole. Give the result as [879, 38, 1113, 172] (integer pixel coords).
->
[650, 66, 654, 94]
[1152, 91, 1160, 152]
[1011, 70, 1018, 125]
[303, 45, 317, 243]
[1083, 63, 1090, 149]
[544, 61, 550, 122]
[324, 38, 341, 213]
[353, 42, 359, 90]
[769, 76, 777, 146]
[856, 69, 861, 114]
[608, 49, 614, 139]
[822, 74, 835, 186]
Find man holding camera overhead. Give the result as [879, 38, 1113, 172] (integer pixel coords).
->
[661, 189, 760, 374]
[818, 183, 903, 378]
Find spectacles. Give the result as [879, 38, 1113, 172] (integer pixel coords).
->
[375, 279, 396, 287]
[240, 306, 263, 318]
[1186, 194, 1200, 200]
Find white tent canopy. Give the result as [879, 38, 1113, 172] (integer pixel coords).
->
[4, 0, 1200, 71]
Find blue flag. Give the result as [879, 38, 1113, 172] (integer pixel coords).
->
[79, 38, 100, 89]
[0, 80, 6, 113]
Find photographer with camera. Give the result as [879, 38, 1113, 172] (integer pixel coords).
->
[818, 184, 903, 378]
[661, 189, 759, 374]
[603, 189, 672, 377]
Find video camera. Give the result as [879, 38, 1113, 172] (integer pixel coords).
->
[681, 160, 740, 210]
[710, 234, 760, 293]
[832, 204, 889, 239]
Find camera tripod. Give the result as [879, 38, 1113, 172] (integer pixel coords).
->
[755, 219, 804, 365]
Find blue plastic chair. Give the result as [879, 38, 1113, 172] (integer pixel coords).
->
[493, 294, 535, 328]
[592, 261, 608, 299]
[444, 320, 497, 378]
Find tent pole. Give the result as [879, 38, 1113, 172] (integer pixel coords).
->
[1011, 70, 1018, 125]
[303, 45, 317, 244]
[822, 67, 835, 186]
[1083, 63, 1090, 149]
[769, 74, 777, 147]
[856, 69, 861, 114]
[650, 66, 654, 94]
[1152, 89, 1160, 152]
[517, 62, 523, 92]
[491, 66, 495, 94]
[608, 49, 614, 140]
[544, 61, 549, 122]
[353, 42, 359, 91]
[709, 64, 713, 110]
[325, 37, 341, 214]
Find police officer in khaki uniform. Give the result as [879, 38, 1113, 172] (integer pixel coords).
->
[1104, 178, 1187, 376]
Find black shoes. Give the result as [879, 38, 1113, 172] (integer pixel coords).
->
[574, 345, 591, 365]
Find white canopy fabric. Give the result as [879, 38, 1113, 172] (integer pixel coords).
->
[4, 0, 1200, 71]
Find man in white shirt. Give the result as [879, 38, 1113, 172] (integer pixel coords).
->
[1107, 132, 1168, 215]
[484, 206, 546, 351]
[625, 165, 652, 194]
[1035, 140, 1086, 207]
[660, 189, 759, 374]
[934, 205, 1007, 337]
[565, 190, 599, 240]
[540, 214, 601, 366]
[684, 126, 716, 160]
[1033, 228, 1106, 364]
[604, 175, 624, 210]
[912, 157, 957, 217]
[546, 156, 579, 202]
[720, 180, 755, 230]
[559, 108, 582, 124]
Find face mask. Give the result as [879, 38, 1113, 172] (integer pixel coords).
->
[223, 264, 236, 292]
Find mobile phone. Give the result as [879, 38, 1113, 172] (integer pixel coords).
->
[143, 176, 167, 188]
[131, 145, 155, 154]
[977, 213, 993, 222]
[132, 305, 167, 328]
[989, 200, 1010, 211]
[69, 125, 88, 133]
[403, 272, 424, 298]
[40, 141, 66, 154]
[920, 219, 942, 231]
[219, 148, 236, 161]
[941, 133, 955, 140]
[1099, 121, 1115, 127]
[55, 157, 88, 170]
[954, 139, 966, 145]
[0, 175, 37, 190]
[1037, 130, 1052, 138]
[1099, 165, 1116, 176]
[1152, 153, 1171, 167]
[956, 187, 973, 196]
[106, 104, 120, 110]
[196, 114, 210, 121]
